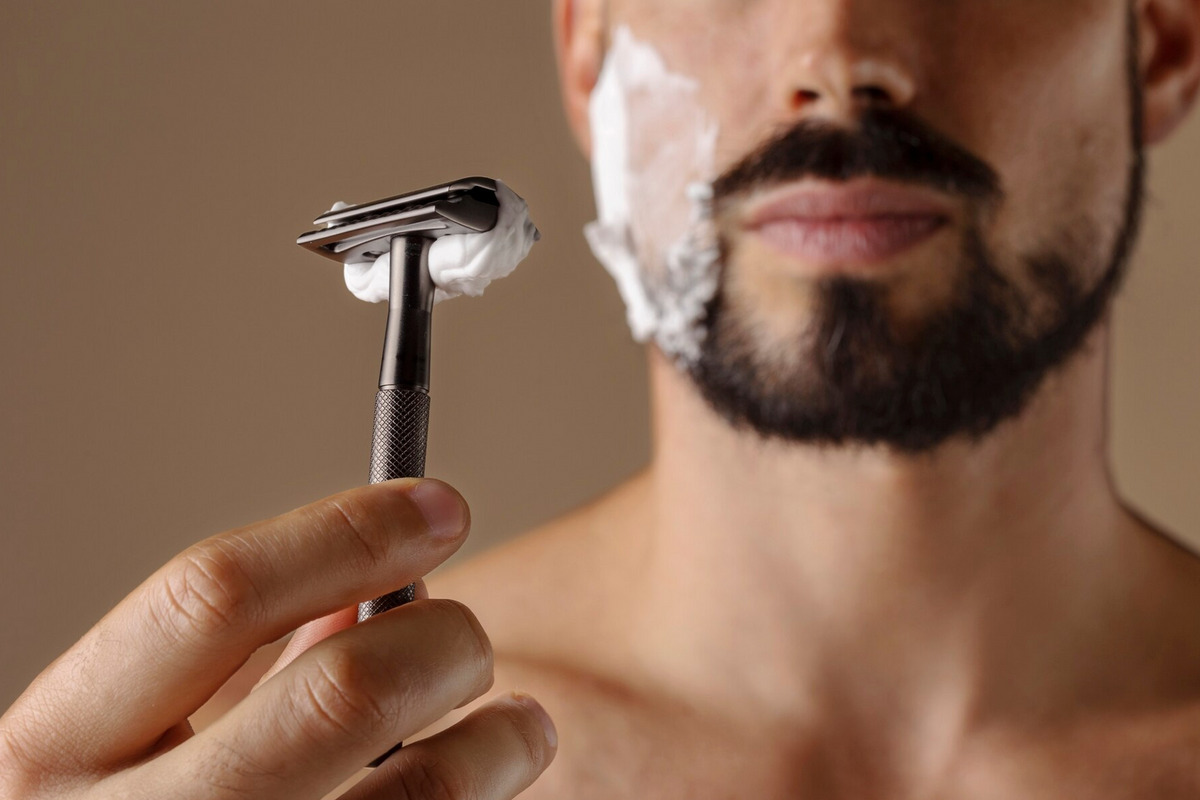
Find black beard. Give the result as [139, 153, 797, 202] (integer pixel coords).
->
[687, 20, 1145, 455]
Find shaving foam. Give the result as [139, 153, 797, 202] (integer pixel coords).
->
[337, 180, 539, 304]
[584, 25, 721, 365]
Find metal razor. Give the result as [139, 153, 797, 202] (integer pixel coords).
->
[297, 176, 500, 766]
[297, 176, 500, 618]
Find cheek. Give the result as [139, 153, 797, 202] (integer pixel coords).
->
[939, 2, 1135, 278]
[621, 5, 778, 173]
[617, 0, 1135, 338]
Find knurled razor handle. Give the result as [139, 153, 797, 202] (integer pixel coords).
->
[358, 388, 430, 622]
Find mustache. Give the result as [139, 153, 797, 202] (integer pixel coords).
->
[712, 106, 1003, 204]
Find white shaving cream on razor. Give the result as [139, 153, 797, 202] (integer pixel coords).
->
[336, 179, 540, 305]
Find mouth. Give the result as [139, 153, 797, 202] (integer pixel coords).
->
[741, 179, 955, 270]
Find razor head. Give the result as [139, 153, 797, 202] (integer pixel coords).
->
[297, 176, 500, 265]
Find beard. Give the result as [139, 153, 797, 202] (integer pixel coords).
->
[687, 28, 1145, 455]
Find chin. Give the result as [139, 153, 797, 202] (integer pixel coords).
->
[721, 245, 969, 346]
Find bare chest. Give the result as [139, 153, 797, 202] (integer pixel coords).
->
[517, 684, 1200, 800]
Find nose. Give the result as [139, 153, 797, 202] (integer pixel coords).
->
[777, 3, 919, 120]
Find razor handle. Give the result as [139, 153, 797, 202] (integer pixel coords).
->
[361, 236, 436, 768]
[358, 387, 430, 621]
[359, 235, 436, 624]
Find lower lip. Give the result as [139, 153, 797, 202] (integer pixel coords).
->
[751, 215, 948, 266]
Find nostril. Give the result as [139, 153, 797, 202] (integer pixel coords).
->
[790, 88, 821, 110]
[853, 85, 893, 105]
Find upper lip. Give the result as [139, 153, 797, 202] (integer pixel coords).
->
[743, 180, 955, 227]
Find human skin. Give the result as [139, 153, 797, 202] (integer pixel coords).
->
[0, 480, 557, 800]
[6, 1, 1200, 799]
[418, 0, 1200, 796]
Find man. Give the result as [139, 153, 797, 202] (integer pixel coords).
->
[3, 0, 1200, 797]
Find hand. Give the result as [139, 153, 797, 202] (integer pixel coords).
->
[0, 479, 557, 799]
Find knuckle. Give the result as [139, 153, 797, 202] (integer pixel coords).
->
[190, 733, 287, 796]
[290, 644, 391, 743]
[395, 750, 471, 800]
[316, 493, 394, 572]
[0, 723, 44, 799]
[153, 540, 260, 641]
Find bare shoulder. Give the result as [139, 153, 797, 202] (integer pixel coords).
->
[406, 500, 1200, 799]
[410, 470, 683, 794]
[1132, 514, 1200, 658]
[425, 469, 653, 668]
[986, 701, 1200, 798]
[414, 467, 653, 700]
[1001, 514, 1200, 797]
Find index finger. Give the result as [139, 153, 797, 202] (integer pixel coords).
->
[10, 478, 469, 770]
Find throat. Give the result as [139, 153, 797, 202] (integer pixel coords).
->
[632, 337, 1141, 731]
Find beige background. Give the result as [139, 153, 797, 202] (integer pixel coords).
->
[1, 1, 1196, 711]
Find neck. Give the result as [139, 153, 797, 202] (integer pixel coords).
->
[627, 324, 1153, 742]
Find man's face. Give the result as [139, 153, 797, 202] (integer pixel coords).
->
[601, 0, 1145, 452]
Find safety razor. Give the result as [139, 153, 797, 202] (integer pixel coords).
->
[297, 177, 500, 619]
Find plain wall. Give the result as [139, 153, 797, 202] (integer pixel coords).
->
[1, 1, 1196, 710]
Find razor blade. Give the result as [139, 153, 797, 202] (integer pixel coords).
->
[296, 176, 501, 264]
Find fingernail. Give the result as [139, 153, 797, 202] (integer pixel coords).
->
[511, 690, 557, 749]
[408, 480, 466, 539]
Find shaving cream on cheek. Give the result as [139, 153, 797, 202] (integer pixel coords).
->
[338, 180, 540, 304]
[584, 25, 722, 365]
